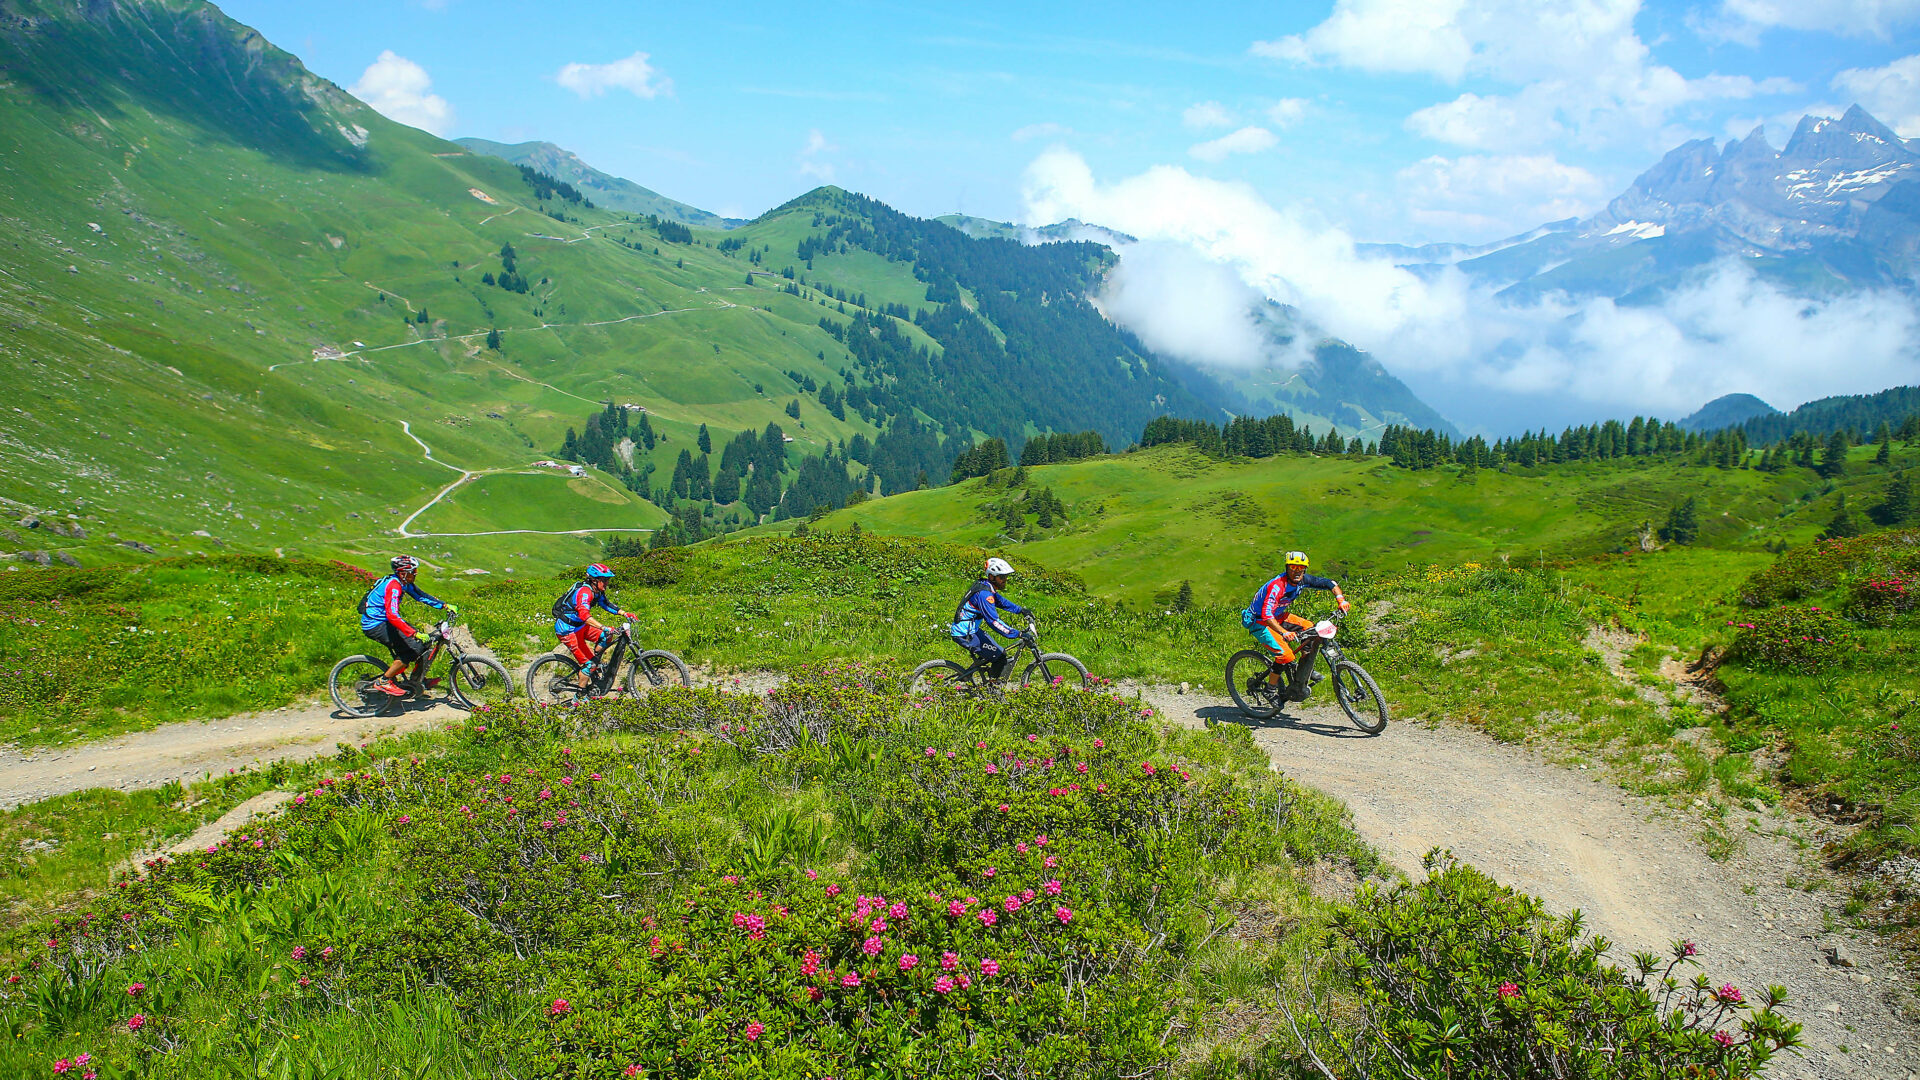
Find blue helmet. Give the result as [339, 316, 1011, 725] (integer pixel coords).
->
[586, 563, 615, 580]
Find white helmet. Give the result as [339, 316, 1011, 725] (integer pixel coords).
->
[985, 557, 1015, 577]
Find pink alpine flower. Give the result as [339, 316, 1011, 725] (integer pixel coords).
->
[127, 982, 145, 996]
[933, 975, 956, 994]
[549, 998, 571, 1017]
[889, 902, 908, 920]
[291, 945, 307, 961]
[948, 900, 967, 917]
[898, 953, 920, 972]
[940, 951, 959, 971]
[1713, 1030, 1734, 1047]
[1003, 896, 1022, 913]
[862, 936, 884, 956]
[1055, 906, 1073, 924]
[744, 1021, 765, 1041]
[980, 958, 1000, 976]
[1044, 879, 1063, 896]
[127, 1014, 146, 1032]
[1496, 982, 1519, 999]
[1716, 984, 1744, 1005]
[840, 971, 861, 988]
[978, 909, 999, 927]
[1681, 941, 1698, 957]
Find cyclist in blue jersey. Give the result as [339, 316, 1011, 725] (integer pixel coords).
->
[554, 563, 637, 689]
[1242, 551, 1347, 684]
[359, 555, 457, 697]
[950, 557, 1031, 678]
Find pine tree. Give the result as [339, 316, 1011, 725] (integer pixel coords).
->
[1820, 495, 1863, 540]
[1871, 473, 1915, 526]
[786, 399, 801, 420]
[1657, 497, 1699, 544]
[1876, 422, 1894, 465]
[485, 327, 501, 350]
[1174, 580, 1193, 613]
[698, 424, 712, 454]
[1820, 429, 1851, 478]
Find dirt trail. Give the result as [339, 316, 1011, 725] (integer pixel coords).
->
[1, 674, 1913, 1075]
[1130, 684, 1916, 1079]
[0, 698, 464, 810]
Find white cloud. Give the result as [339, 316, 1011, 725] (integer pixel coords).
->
[555, 52, 671, 99]
[1022, 149, 1920, 429]
[798, 129, 837, 182]
[1261, 0, 1796, 152]
[1012, 121, 1074, 142]
[1096, 243, 1281, 369]
[1266, 98, 1310, 128]
[1189, 126, 1278, 162]
[1834, 54, 1920, 136]
[1398, 154, 1605, 235]
[349, 51, 453, 135]
[1715, 0, 1920, 39]
[1182, 101, 1235, 129]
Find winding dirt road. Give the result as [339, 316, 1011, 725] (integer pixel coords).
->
[2, 679, 1912, 1076]
[1132, 685, 1916, 1080]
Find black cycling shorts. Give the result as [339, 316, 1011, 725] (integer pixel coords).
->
[364, 623, 424, 663]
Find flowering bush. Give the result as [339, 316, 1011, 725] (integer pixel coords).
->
[1848, 572, 1917, 625]
[1725, 606, 1855, 673]
[1288, 854, 1800, 1077]
[1737, 528, 1920, 607]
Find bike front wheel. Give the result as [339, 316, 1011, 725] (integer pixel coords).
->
[625, 649, 691, 694]
[1331, 660, 1389, 734]
[526, 653, 591, 705]
[329, 654, 399, 719]
[908, 659, 973, 696]
[449, 656, 514, 710]
[1020, 652, 1090, 689]
[1225, 650, 1284, 720]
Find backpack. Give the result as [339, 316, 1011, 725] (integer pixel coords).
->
[552, 582, 587, 622]
[358, 576, 390, 622]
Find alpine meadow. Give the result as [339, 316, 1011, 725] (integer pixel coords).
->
[2, 1, 1919, 1078]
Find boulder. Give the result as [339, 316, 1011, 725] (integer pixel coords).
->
[118, 540, 156, 554]
[27, 550, 50, 566]
[55, 552, 79, 567]
[68, 525, 85, 540]
[18, 516, 38, 529]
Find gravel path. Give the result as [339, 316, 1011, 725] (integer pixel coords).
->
[1, 672, 1912, 1075]
[1130, 683, 1918, 1080]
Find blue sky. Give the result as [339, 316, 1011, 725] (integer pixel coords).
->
[223, 0, 1920, 243]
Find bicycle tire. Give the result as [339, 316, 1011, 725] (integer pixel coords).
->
[449, 656, 514, 710]
[1020, 652, 1090, 689]
[626, 649, 691, 693]
[329, 654, 398, 719]
[908, 659, 972, 695]
[1225, 650, 1284, 720]
[526, 653, 589, 705]
[1331, 660, 1389, 734]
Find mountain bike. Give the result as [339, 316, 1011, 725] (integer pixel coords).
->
[908, 622, 1090, 695]
[1226, 612, 1388, 733]
[525, 621, 691, 704]
[328, 618, 514, 719]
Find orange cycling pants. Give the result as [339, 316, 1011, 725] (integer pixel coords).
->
[1249, 613, 1313, 664]
[558, 624, 604, 663]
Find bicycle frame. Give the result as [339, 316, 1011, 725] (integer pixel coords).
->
[957, 632, 1037, 683]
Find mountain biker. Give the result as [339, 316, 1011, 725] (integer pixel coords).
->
[1243, 551, 1348, 685]
[554, 563, 638, 689]
[360, 555, 457, 697]
[951, 557, 1031, 678]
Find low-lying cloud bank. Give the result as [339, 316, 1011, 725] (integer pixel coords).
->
[1022, 148, 1920, 432]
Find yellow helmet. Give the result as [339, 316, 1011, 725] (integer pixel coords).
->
[1284, 550, 1310, 568]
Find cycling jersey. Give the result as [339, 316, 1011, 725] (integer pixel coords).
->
[1246, 572, 1338, 623]
[951, 579, 1029, 642]
[553, 582, 623, 637]
[360, 574, 446, 635]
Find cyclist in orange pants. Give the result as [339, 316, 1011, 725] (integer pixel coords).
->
[1241, 551, 1348, 684]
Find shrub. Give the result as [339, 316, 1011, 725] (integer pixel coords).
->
[1848, 573, 1917, 625]
[1725, 606, 1855, 674]
[1287, 854, 1801, 1078]
[1736, 529, 1920, 607]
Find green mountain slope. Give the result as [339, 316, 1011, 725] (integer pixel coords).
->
[1678, 392, 1779, 432]
[0, 0, 1277, 575]
[454, 138, 744, 229]
[777, 441, 1911, 603]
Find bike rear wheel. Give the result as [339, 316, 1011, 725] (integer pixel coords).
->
[908, 659, 973, 696]
[1225, 650, 1284, 720]
[1331, 660, 1389, 734]
[449, 656, 515, 710]
[1020, 652, 1090, 689]
[526, 653, 592, 705]
[329, 655, 399, 719]
[626, 649, 691, 694]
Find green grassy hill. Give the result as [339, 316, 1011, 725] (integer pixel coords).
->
[775, 441, 1915, 603]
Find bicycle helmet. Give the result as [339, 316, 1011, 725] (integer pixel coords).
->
[985, 557, 1015, 577]
[585, 563, 615, 580]
[1283, 551, 1309, 568]
[391, 555, 420, 573]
